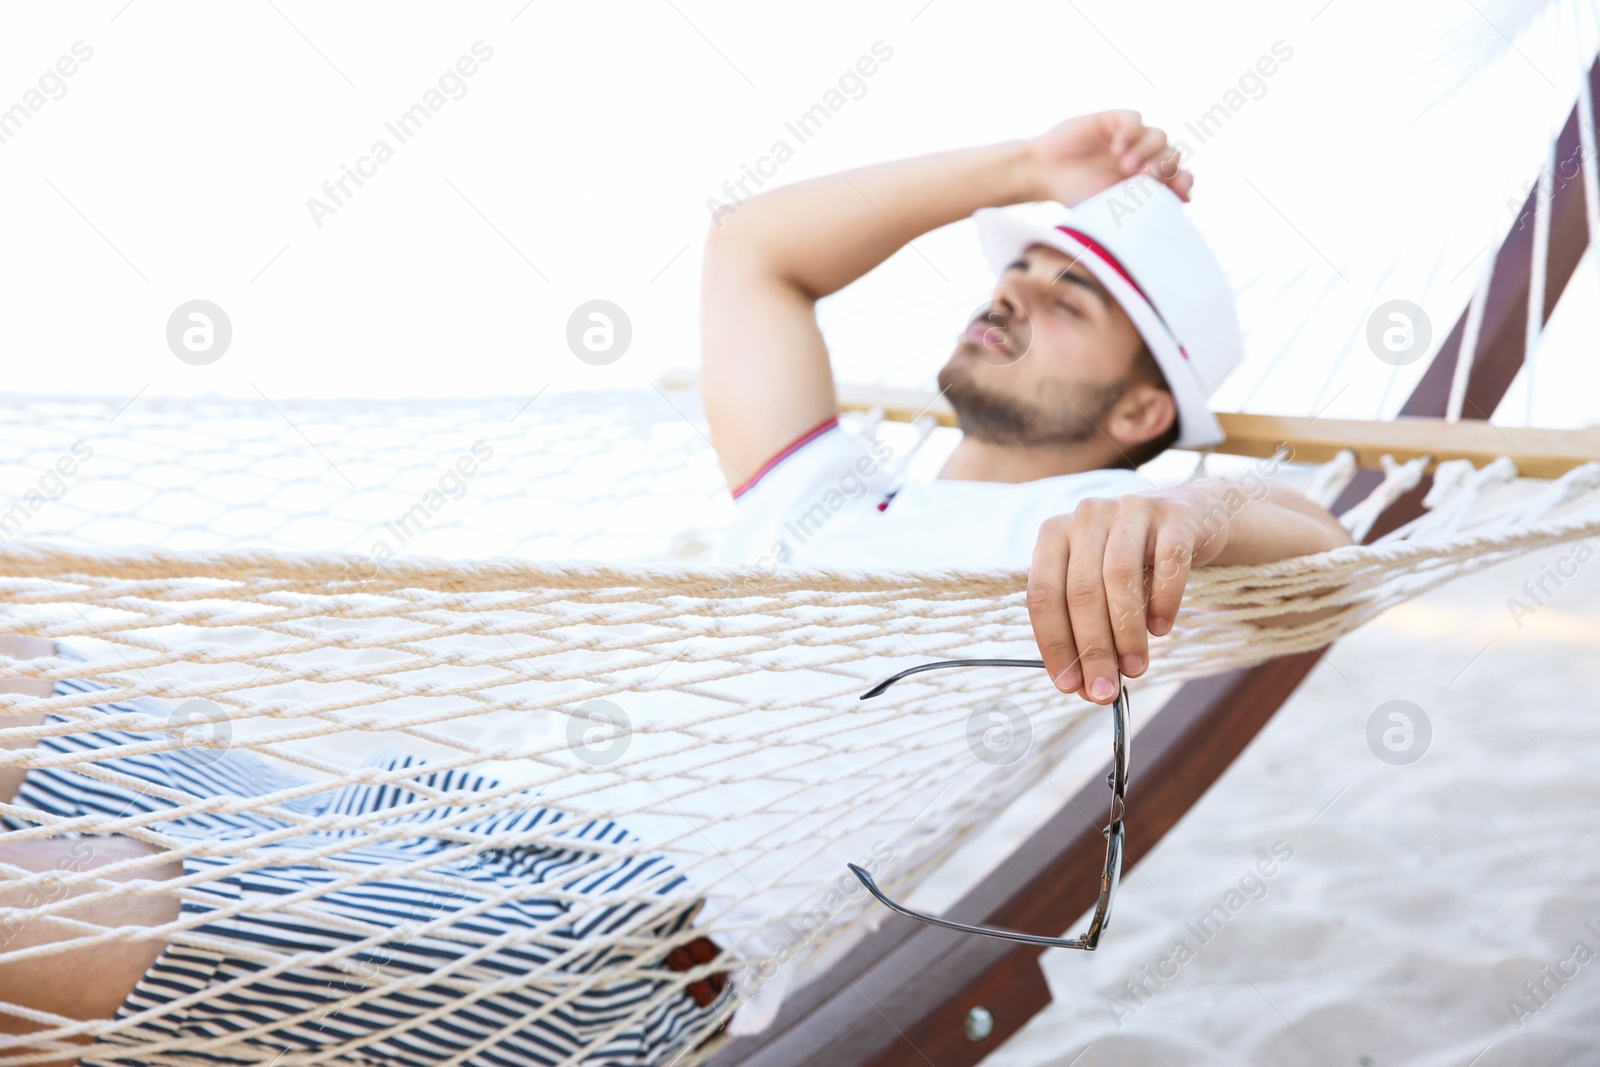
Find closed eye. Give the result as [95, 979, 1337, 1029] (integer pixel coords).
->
[1055, 300, 1082, 318]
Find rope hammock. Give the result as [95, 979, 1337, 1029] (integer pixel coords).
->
[1, 387, 1598, 1067]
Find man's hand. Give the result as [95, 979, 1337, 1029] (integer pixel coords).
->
[1026, 110, 1193, 208]
[1027, 478, 1354, 704]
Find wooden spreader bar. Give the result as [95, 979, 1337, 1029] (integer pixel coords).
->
[834, 384, 1600, 479]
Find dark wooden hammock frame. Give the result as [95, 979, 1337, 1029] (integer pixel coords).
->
[704, 55, 1600, 1067]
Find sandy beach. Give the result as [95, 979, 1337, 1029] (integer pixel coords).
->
[978, 528, 1600, 1065]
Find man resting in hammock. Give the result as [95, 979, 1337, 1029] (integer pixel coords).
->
[702, 108, 1353, 706]
[0, 111, 1354, 1067]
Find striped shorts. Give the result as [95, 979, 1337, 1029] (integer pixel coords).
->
[5, 647, 728, 1067]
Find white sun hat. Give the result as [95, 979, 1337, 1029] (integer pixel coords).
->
[972, 177, 1243, 450]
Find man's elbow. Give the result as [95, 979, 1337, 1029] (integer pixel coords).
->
[704, 186, 775, 253]
[1265, 482, 1355, 552]
[1323, 511, 1356, 551]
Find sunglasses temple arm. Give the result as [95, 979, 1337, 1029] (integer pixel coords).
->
[845, 862, 1108, 951]
[859, 659, 1047, 700]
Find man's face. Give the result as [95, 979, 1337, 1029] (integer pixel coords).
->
[937, 243, 1147, 447]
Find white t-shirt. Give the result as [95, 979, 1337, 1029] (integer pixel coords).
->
[716, 417, 1152, 570]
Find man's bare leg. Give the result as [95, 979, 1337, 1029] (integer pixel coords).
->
[0, 635, 181, 1067]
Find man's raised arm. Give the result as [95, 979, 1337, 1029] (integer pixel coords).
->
[698, 111, 1193, 490]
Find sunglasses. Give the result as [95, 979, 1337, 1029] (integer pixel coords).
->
[846, 658, 1129, 951]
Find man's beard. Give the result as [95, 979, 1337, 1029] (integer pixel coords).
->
[937, 357, 1128, 448]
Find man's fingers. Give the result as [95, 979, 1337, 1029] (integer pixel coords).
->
[1063, 513, 1119, 704]
[1151, 142, 1184, 179]
[1169, 167, 1195, 202]
[1123, 128, 1195, 203]
[1121, 125, 1166, 174]
[1144, 142, 1193, 201]
[1148, 525, 1194, 637]
[1027, 518, 1081, 694]
[1102, 510, 1151, 678]
[1104, 109, 1143, 157]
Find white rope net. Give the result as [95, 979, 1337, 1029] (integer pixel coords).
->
[1, 390, 1598, 1067]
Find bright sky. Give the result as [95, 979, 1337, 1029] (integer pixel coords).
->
[3, 0, 1598, 431]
